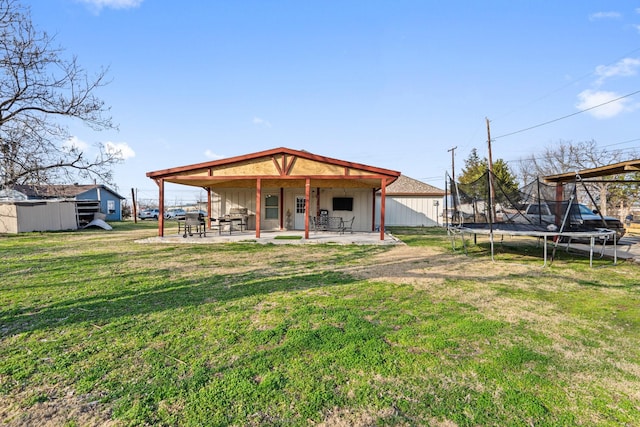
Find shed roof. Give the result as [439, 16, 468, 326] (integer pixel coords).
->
[10, 184, 125, 200]
[381, 175, 444, 196]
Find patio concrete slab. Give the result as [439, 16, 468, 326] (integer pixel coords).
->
[561, 234, 640, 264]
[136, 230, 403, 245]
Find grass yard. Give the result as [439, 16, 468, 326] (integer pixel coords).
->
[1, 222, 639, 426]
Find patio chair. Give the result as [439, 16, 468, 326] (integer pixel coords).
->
[340, 216, 355, 234]
[183, 212, 206, 238]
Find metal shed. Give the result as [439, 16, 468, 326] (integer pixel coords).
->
[8, 184, 125, 224]
[0, 201, 78, 233]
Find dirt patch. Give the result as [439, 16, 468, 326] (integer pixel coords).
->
[315, 406, 407, 427]
[0, 391, 117, 427]
[343, 245, 536, 286]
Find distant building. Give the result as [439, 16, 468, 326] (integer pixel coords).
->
[375, 175, 445, 227]
[0, 184, 124, 233]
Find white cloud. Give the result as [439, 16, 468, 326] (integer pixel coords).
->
[204, 150, 224, 160]
[77, 0, 143, 12]
[62, 136, 89, 152]
[588, 11, 621, 21]
[594, 58, 640, 85]
[576, 89, 630, 118]
[105, 141, 136, 160]
[252, 117, 272, 128]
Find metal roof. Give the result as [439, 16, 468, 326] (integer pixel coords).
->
[9, 184, 125, 200]
[543, 159, 640, 183]
[381, 175, 445, 196]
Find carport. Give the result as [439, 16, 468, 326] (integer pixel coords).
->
[543, 158, 640, 215]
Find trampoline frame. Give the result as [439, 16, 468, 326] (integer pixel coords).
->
[450, 223, 617, 267]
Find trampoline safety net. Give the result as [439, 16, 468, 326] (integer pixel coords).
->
[449, 171, 619, 234]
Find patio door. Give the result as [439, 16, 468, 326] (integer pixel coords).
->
[294, 196, 306, 229]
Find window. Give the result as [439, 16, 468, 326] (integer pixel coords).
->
[107, 200, 115, 214]
[332, 197, 353, 211]
[265, 194, 279, 219]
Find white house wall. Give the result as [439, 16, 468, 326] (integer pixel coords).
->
[304, 188, 372, 232]
[375, 195, 443, 227]
[212, 187, 373, 232]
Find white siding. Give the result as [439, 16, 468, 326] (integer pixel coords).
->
[0, 204, 18, 233]
[211, 189, 257, 229]
[375, 195, 443, 227]
[213, 187, 374, 232]
[313, 188, 372, 232]
[0, 201, 78, 233]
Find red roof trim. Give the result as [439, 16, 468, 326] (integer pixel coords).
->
[146, 147, 400, 179]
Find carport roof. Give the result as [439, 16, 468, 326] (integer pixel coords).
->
[543, 159, 640, 183]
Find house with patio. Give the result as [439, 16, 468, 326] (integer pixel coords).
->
[146, 147, 401, 240]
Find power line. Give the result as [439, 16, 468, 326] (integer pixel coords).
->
[502, 144, 640, 166]
[494, 46, 640, 122]
[493, 89, 640, 140]
[600, 137, 640, 148]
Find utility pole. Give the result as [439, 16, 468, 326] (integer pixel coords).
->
[447, 146, 457, 182]
[131, 188, 138, 223]
[446, 146, 457, 229]
[486, 118, 496, 223]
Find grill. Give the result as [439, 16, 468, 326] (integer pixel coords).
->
[218, 207, 248, 234]
[227, 207, 248, 224]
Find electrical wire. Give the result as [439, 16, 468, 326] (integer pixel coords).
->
[503, 144, 640, 166]
[493, 89, 640, 140]
[494, 46, 640, 122]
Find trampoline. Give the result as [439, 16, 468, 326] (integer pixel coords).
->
[446, 171, 620, 267]
[451, 223, 616, 267]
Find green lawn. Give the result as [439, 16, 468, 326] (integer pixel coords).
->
[1, 223, 639, 426]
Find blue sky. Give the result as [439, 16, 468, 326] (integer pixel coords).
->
[26, 0, 640, 206]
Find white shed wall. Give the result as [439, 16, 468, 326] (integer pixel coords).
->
[375, 195, 443, 227]
[0, 204, 18, 233]
[0, 201, 78, 233]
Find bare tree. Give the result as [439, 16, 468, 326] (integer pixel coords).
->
[0, 0, 120, 189]
[517, 139, 639, 216]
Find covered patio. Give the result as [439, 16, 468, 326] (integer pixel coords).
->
[145, 147, 401, 240]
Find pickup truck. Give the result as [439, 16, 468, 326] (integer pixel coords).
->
[502, 203, 554, 225]
[503, 203, 626, 240]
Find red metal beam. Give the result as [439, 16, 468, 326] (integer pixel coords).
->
[255, 178, 261, 238]
[379, 179, 387, 240]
